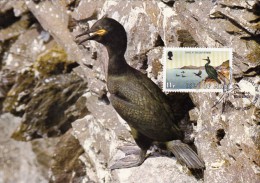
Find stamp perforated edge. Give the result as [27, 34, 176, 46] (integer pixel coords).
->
[162, 47, 233, 93]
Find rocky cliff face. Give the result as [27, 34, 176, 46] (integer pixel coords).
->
[0, 0, 259, 183]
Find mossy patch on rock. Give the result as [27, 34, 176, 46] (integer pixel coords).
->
[177, 29, 198, 47]
[246, 45, 260, 64]
[33, 46, 79, 77]
[50, 129, 86, 183]
[11, 72, 88, 141]
[3, 70, 35, 116]
[2, 44, 86, 141]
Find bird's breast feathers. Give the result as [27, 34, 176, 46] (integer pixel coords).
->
[106, 70, 177, 136]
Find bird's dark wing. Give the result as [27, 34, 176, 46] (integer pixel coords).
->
[108, 67, 182, 141]
[133, 68, 175, 119]
[207, 66, 221, 83]
[208, 65, 218, 76]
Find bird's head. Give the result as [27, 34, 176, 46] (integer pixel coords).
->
[76, 17, 127, 54]
[203, 57, 210, 63]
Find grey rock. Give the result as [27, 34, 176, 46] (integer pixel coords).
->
[190, 89, 260, 183]
[174, 0, 260, 78]
[0, 1, 28, 16]
[189, 108, 199, 122]
[0, 113, 48, 183]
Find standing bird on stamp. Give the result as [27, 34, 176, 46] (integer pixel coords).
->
[76, 17, 205, 170]
[203, 57, 221, 84]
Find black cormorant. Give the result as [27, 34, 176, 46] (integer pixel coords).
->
[176, 74, 180, 77]
[194, 70, 202, 78]
[203, 57, 221, 84]
[76, 17, 204, 170]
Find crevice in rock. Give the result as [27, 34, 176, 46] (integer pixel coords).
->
[32, 0, 41, 4]
[67, 0, 81, 11]
[249, 17, 260, 23]
[253, 161, 260, 167]
[240, 34, 260, 45]
[0, 9, 21, 29]
[252, 1, 260, 15]
[220, 3, 246, 10]
[177, 29, 198, 47]
[168, 93, 195, 144]
[91, 51, 97, 60]
[27, 12, 39, 28]
[154, 34, 165, 47]
[131, 52, 148, 72]
[222, 100, 236, 113]
[216, 129, 226, 145]
[192, 15, 199, 21]
[226, 30, 243, 36]
[168, 93, 195, 122]
[210, 11, 258, 38]
[161, 0, 175, 7]
[98, 91, 110, 105]
[243, 65, 260, 76]
[228, 154, 236, 161]
[190, 169, 204, 180]
[66, 62, 80, 73]
[236, 143, 242, 151]
[192, 120, 197, 126]
[234, 77, 243, 83]
[83, 63, 93, 69]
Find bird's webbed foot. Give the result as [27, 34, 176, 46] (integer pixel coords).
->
[109, 148, 147, 170]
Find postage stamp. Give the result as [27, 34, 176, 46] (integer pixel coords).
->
[163, 47, 232, 92]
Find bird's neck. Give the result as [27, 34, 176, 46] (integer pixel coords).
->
[106, 45, 128, 75]
[206, 61, 210, 66]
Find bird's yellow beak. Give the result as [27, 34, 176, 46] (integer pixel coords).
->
[95, 29, 107, 36]
[75, 28, 108, 45]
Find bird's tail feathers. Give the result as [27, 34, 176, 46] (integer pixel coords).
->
[166, 140, 205, 169]
[216, 78, 222, 84]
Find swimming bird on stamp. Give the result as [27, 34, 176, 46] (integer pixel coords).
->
[76, 17, 205, 170]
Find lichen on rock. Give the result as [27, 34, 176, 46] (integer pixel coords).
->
[33, 46, 79, 76]
[2, 43, 88, 141]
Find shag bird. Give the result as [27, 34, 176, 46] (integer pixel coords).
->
[176, 74, 180, 77]
[194, 70, 202, 78]
[181, 71, 185, 73]
[203, 57, 221, 84]
[182, 75, 186, 77]
[76, 17, 204, 170]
